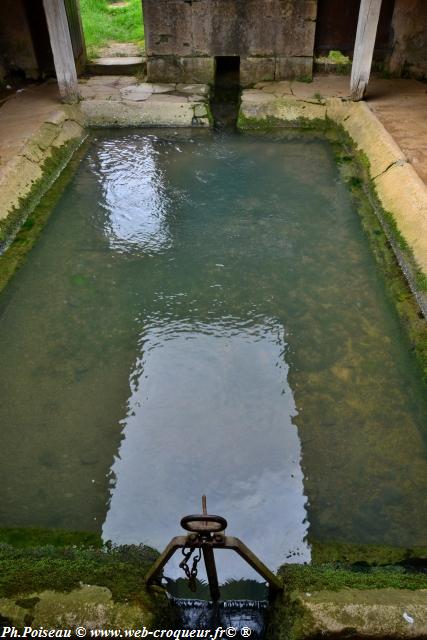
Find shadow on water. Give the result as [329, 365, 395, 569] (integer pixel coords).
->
[210, 56, 241, 130]
[159, 552, 270, 636]
[167, 577, 267, 638]
[170, 598, 268, 639]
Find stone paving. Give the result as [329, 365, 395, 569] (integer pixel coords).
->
[367, 79, 427, 184]
[79, 76, 210, 127]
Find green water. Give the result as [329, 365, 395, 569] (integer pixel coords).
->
[0, 131, 426, 578]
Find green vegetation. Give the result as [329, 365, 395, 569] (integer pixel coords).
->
[315, 50, 352, 75]
[237, 113, 328, 131]
[0, 527, 102, 549]
[295, 75, 313, 83]
[0, 542, 157, 603]
[326, 50, 351, 65]
[310, 539, 427, 566]
[416, 270, 427, 292]
[79, 0, 145, 59]
[269, 562, 427, 640]
[280, 564, 427, 592]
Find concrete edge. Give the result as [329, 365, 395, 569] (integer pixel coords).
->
[78, 81, 212, 128]
[0, 584, 164, 631]
[330, 99, 427, 274]
[0, 105, 86, 250]
[282, 588, 427, 639]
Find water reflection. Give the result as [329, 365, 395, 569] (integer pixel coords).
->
[91, 135, 175, 255]
[103, 320, 310, 579]
[0, 130, 426, 572]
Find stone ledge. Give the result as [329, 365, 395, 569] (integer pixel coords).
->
[86, 57, 146, 77]
[79, 79, 211, 128]
[287, 589, 427, 639]
[0, 585, 151, 630]
[0, 91, 85, 248]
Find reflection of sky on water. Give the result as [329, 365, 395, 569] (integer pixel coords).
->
[103, 320, 310, 580]
[91, 136, 174, 255]
[2, 127, 425, 587]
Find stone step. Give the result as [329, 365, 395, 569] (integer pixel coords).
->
[86, 57, 146, 76]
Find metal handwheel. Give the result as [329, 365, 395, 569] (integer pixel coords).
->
[180, 513, 228, 534]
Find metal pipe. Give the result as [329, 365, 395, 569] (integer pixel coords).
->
[202, 544, 221, 602]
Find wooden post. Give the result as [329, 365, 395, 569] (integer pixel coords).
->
[43, 0, 79, 103]
[350, 0, 383, 101]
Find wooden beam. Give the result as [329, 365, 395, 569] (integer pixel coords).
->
[43, 0, 79, 103]
[350, 0, 383, 101]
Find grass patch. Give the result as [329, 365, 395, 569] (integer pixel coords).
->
[80, 0, 144, 59]
[315, 50, 352, 75]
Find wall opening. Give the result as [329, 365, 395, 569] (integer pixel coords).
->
[211, 56, 240, 130]
[314, 0, 395, 63]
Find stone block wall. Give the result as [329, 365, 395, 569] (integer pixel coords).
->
[143, 0, 318, 85]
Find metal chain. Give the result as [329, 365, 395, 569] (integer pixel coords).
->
[179, 544, 202, 592]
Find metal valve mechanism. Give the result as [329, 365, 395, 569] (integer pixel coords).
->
[145, 496, 282, 602]
[178, 496, 226, 597]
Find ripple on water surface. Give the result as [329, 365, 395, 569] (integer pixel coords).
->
[0, 131, 426, 581]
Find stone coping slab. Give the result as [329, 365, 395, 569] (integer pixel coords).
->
[90, 57, 144, 66]
[287, 589, 427, 639]
[79, 79, 211, 128]
[0, 84, 85, 246]
[0, 585, 152, 630]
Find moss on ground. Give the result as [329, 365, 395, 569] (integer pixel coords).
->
[268, 563, 427, 640]
[0, 542, 158, 605]
[237, 112, 328, 132]
[0, 137, 80, 249]
[279, 563, 427, 592]
[0, 527, 102, 549]
[310, 539, 427, 566]
[0, 542, 178, 630]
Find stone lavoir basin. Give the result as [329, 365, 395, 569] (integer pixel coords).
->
[0, 130, 426, 587]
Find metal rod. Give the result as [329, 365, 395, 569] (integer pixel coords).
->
[224, 536, 282, 594]
[145, 534, 283, 599]
[202, 544, 221, 602]
[145, 536, 187, 586]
